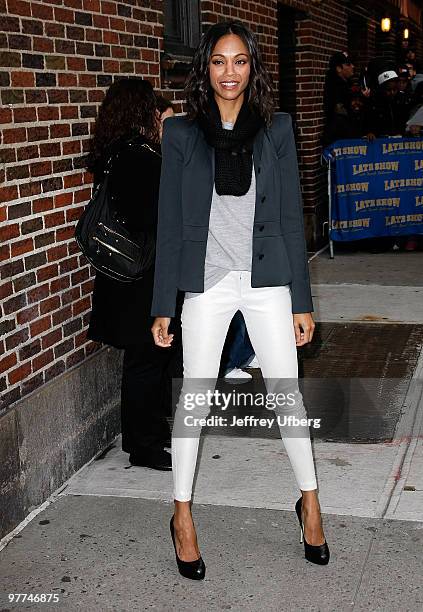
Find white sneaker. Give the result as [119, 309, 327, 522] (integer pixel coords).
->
[246, 355, 260, 369]
[224, 368, 252, 384]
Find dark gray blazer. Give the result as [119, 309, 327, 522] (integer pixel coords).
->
[151, 112, 313, 317]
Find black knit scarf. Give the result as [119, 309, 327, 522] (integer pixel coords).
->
[197, 96, 264, 196]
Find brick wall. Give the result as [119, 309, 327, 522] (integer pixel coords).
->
[0, 0, 164, 411]
[1, 0, 421, 413]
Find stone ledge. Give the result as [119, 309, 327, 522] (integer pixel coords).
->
[0, 346, 123, 539]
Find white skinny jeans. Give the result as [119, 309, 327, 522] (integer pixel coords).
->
[172, 271, 318, 501]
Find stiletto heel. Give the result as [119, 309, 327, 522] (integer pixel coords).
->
[170, 515, 206, 580]
[295, 497, 330, 565]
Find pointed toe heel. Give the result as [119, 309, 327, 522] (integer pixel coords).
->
[170, 516, 206, 580]
[295, 497, 330, 565]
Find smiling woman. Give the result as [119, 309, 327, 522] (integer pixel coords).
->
[150, 20, 330, 580]
[184, 20, 274, 125]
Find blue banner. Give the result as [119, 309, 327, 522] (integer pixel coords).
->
[323, 138, 423, 241]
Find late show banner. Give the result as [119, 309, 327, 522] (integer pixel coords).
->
[323, 138, 423, 241]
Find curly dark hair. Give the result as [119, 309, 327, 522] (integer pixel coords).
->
[87, 77, 160, 172]
[185, 21, 275, 126]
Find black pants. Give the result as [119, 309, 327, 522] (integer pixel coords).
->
[120, 338, 183, 454]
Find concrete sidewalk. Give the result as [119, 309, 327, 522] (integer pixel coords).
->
[1, 495, 422, 612]
[1, 250, 423, 611]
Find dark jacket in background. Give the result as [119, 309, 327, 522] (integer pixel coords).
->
[87, 133, 165, 348]
[365, 94, 410, 137]
[322, 110, 368, 147]
[323, 72, 352, 122]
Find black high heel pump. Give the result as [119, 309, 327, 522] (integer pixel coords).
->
[295, 497, 330, 565]
[170, 516, 206, 580]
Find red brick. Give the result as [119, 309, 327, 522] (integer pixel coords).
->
[60, 105, 79, 120]
[50, 276, 70, 294]
[55, 192, 73, 208]
[109, 17, 126, 32]
[11, 71, 35, 87]
[93, 14, 108, 28]
[62, 141, 81, 156]
[30, 160, 52, 177]
[33, 197, 54, 213]
[52, 305, 72, 325]
[73, 188, 91, 204]
[7, 0, 31, 16]
[44, 211, 65, 229]
[67, 57, 85, 71]
[47, 244, 68, 261]
[41, 328, 63, 350]
[0, 281, 14, 301]
[17, 144, 38, 161]
[0, 244, 10, 262]
[58, 73, 78, 87]
[66, 348, 85, 369]
[37, 106, 60, 121]
[40, 295, 60, 315]
[27, 125, 49, 141]
[17, 304, 39, 324]
[103, 30, 119, 44]
[0, 223, 20, 241]
[0, 352, 17, 374]
[56, 227, 75, 242]
[8, 362, 31, 385]
[31, 3, 54, 20]
[3, 128, 27, 144]
[0, 108, 13, 124]
[37, 264, 59, 283]
[11, 237, 33, 257]
[59, 256, 79, 274]
[27, 283, 49, 304]
[13, 107, 37, 123]
[72, 295, 90, 316]
[61, 286, 80, 305]
[32, 349, 54, 372]
[83, 0, 100, 10]
[30, 315, 51, 337]
[63, 173, 83, 188]
[64, 0, 83, 8]
[0, 185, 19, 203]
[66, 206, 84, 223]
[54, 6, 74, 22]
[75, 330, 88, 348]
[50, 124, 71, 139]
[20, 181, 42, 198]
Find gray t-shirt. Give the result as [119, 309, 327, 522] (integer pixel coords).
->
[185, 120, 256, 298]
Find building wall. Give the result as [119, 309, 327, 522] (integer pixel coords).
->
[1, 0, 422, 417]
[1, 0, 163, 415]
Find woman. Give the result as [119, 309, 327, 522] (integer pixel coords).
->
[87, 78, 182, 471]
[151, 22, 329, 578]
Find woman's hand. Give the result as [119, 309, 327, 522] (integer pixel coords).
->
[151, 317, 173, 347]
[293, 313, 315, 346]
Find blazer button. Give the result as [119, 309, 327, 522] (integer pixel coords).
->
[259, 254, 264, 260]
[259, 225, 264, 232]
[261, 195, 266, 203]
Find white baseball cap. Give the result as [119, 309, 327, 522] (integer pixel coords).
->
[377, 70, 398, 85]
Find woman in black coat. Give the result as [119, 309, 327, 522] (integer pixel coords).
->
[87, 78, 182, 471]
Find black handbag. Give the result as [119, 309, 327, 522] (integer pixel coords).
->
[75, 142, 158, 282]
